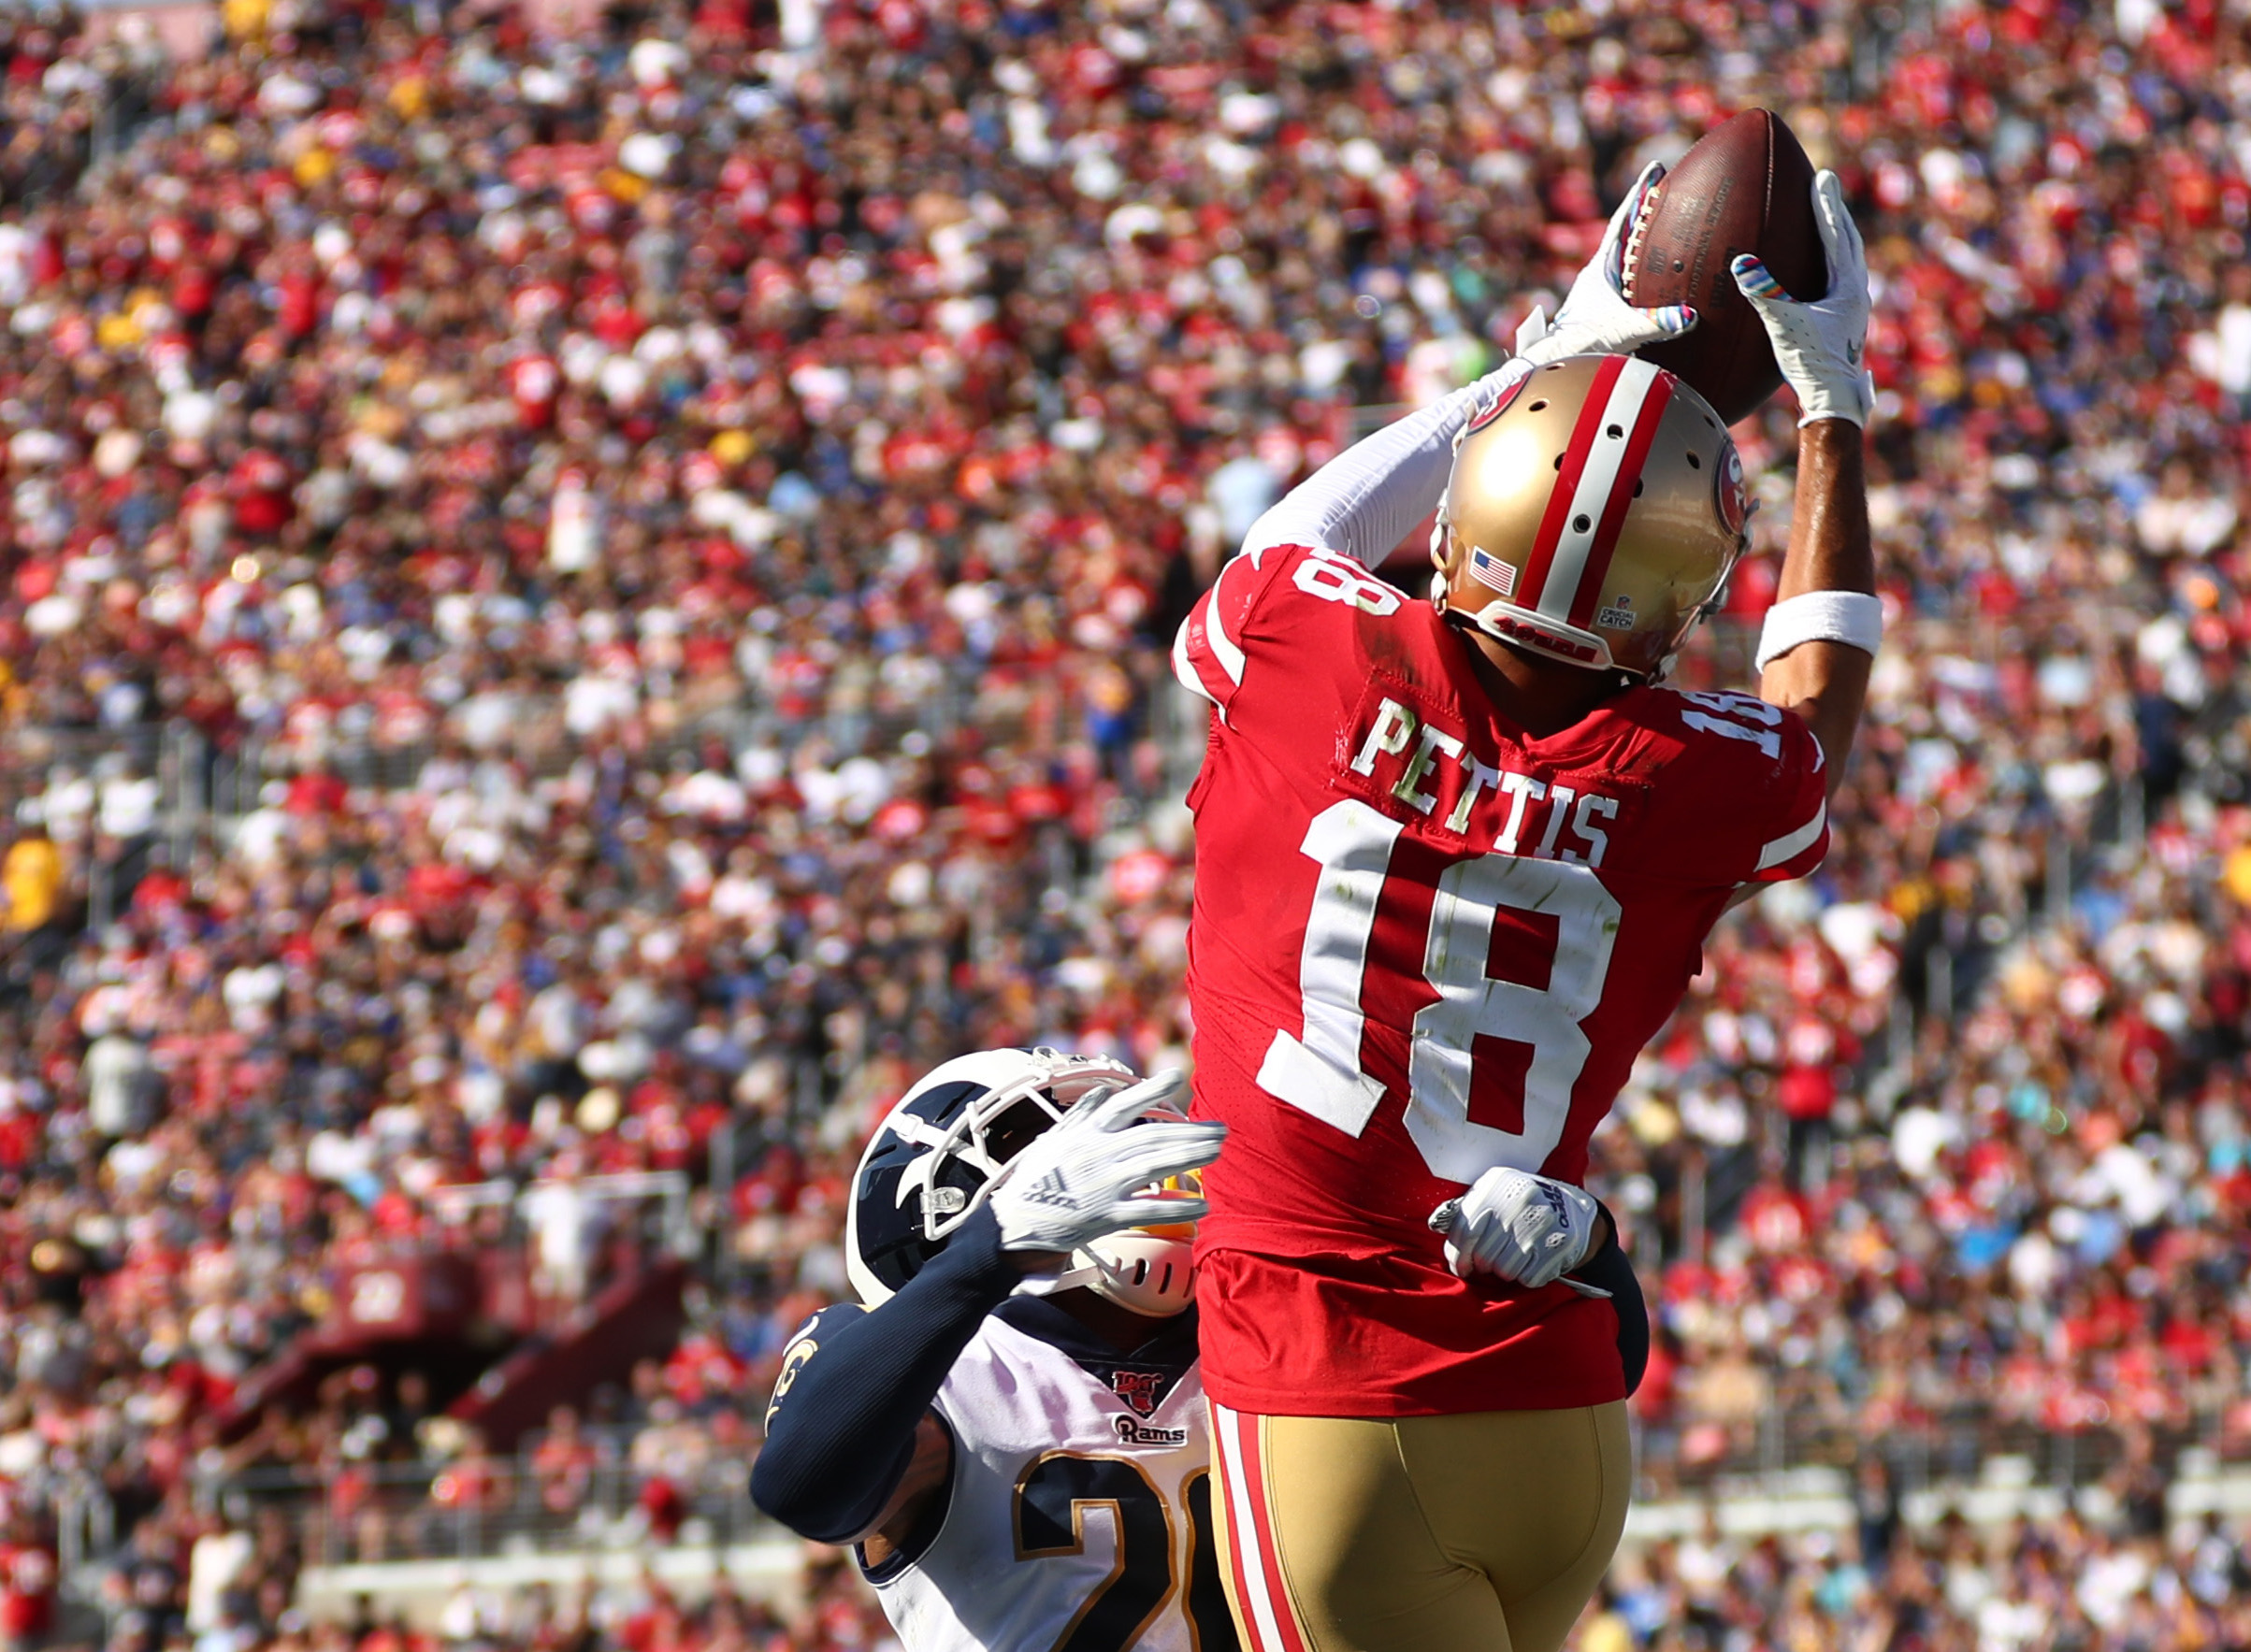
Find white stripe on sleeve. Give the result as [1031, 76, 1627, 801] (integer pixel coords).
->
[1203, 571, 1248, 684]
[1755, 798, 1828, 872]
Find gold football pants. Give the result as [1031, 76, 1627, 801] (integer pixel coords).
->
[1208, 1401, 1632, 1652]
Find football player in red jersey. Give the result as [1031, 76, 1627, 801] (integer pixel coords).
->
[1172, 166, 1880, 1652]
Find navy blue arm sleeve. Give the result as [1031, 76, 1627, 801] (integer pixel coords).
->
[1576, 1201, 1650, 1397]
[750, 1202, 1020, 1543]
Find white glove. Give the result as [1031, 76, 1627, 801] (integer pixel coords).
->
[1730, 169, 1875, 427]
[1515, 161, 1699, 366]
[1431, 1167, 1601, 1289]
[986, 1070, 1224, 1257]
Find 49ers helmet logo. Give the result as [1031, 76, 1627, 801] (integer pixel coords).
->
[1716, 444, 1750, 539]
[1464, 367, 1531, 437]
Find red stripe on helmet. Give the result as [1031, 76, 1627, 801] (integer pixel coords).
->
[1517, 354, 1627, 616]
[1566, 366, 1678, 630]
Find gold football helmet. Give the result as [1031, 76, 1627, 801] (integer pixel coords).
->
[1431, 354, 1751, 680]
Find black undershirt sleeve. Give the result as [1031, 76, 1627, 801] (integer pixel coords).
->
[750, 1203, 1020, 1544]
[1576, 1203, 1651, 1397]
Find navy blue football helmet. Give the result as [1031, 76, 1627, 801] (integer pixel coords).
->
[844, 1047, 1157, 1307]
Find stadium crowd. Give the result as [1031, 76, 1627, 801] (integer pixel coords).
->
[2, 0, 2251, 1646]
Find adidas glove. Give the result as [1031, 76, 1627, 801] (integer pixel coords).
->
[1730, 169, 1875, 427]
[986, 1070, 1224, 1257]
[1516, 160, 1699, 366]
[1434, 1167, 1601, 1288]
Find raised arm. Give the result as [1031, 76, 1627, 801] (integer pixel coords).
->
[1758, 421, 1873, 795]
[750, 1072, 1221, 1548]
[1247, 162, 1699, 569]
[1238, 365, 1531, 568]
[1736, 170, 1880, 798]
[749, 1204, 1019, 1546]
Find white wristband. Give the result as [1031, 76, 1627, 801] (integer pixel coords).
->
[1754, 590, 1883, 671]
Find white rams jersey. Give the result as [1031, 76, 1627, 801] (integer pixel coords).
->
[863, 1298, 1238, 1652]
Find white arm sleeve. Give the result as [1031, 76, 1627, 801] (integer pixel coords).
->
[1238, 360, 1533, 567]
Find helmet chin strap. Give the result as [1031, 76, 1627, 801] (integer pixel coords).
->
[1009, 1259, 1150, 1297]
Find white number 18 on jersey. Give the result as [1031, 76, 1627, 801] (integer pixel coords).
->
[1255, 799, 1622, 1184]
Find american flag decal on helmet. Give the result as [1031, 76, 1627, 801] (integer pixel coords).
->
[1468, 546, 1517, 596]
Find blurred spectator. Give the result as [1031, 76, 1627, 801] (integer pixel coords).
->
[522, 1164, 603, 1307]
[528, 1408, 599, 1524]
[2, 822, 63, 936]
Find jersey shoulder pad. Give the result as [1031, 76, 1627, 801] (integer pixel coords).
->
[1633, 687, 1830, 883]
[1171, 542, 1413, 716]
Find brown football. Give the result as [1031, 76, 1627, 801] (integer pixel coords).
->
[1623, 108, 1825, 424]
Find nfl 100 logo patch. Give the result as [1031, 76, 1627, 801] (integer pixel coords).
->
[1108, 1369, 1165, 1417]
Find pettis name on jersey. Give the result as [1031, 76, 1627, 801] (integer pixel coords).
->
[1344, 690, 1622, 861]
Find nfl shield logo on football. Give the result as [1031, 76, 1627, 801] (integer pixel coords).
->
[1468, 546, 1517, 596]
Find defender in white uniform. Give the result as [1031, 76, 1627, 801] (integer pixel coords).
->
[875, 1275, 1229, 1651]
[751, 1049, 1235, 1652]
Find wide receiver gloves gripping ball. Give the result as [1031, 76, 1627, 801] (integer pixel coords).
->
[1463, 161, 1697, 439]
[1514, 160, 1698, 368]
[984, 1070, 1224, 1258]
[1518, 152, 1875, 432]
[1730, 168, 1876, 427]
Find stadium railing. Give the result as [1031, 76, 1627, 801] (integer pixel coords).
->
[203, 1427, 758, 1569]
[154, 1386, 2251, 1587]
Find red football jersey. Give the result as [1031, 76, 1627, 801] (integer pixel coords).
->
[1173, 542, 1829, 1416]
